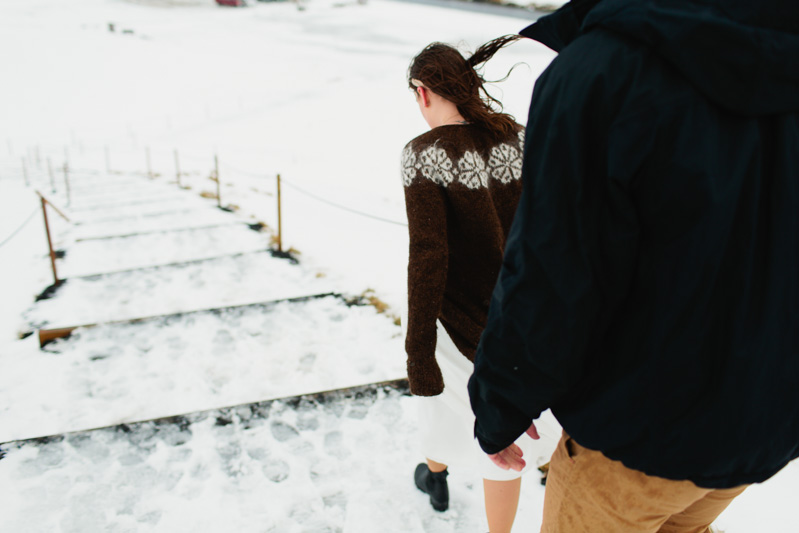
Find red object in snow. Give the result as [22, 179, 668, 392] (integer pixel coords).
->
[215, 0, 248, 6]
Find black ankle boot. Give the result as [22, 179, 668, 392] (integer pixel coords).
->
[414, 463, 449, 512]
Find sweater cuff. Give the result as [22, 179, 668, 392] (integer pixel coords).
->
[407, 356, 444, 396]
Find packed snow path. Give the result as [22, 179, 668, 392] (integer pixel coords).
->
[22, 169, 338, 332]
[3, 378, 796, 533]
[23, 250, 337, 330]
[2, 169, 405, 443]
[0, 382, 550, 533]
[4, 295, 406, 442]
[37, 172, 287, 279]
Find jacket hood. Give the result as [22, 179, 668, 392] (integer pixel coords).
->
[522, 0, 799, 116]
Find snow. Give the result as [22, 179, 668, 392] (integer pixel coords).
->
[0, 384, 551, 533]
[0, 181, 56, 342]
[0, 0, 557, 318]
[4, 295, 408, 442]
[0, 0, 797, 531]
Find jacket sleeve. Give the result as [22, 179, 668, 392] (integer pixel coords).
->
[468, 45, 640, 453]
[403, 156, 449, 396]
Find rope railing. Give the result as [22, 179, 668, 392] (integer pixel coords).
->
[4, 142, 410, 249]
[213, 158, 407, 227]
[0, 207, 40, 250]
[12, 152, 409, 228]
[2, 144, 411, 307]
[278, 176, 407, 227]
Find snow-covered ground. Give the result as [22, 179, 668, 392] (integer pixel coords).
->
[0, 0, 557, 326]
[0, 383, 556, 533]
[1, 0, 797, 531]
[6, 294, 408, 442]
[18, 174, 339, 329]
[1, 161, 407, 443]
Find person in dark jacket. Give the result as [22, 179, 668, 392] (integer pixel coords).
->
[467, 0, 799, 530]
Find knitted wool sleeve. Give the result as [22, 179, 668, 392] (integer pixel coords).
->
[402, 142, 449, 396]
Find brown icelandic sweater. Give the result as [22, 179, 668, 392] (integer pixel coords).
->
[402, 123, 524, 396]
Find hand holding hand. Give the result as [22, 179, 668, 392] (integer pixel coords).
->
[487, 422, 540, 472]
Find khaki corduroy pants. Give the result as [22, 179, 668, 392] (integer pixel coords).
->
[542, 432, 747, 533]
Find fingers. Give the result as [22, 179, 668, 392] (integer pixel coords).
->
[489, 444, 526, 472]
[526, 422, 540, 440]
[504, 444, 526, 471]
[506, 443, 523, 459]
[485, 424, 542, 473]
[503, 453, 526, 472]
[489, 452, 510, 470]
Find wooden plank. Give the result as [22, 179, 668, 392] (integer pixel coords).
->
[35, 292, 343, 347]
[38, 327, 77, 347]
[1, 378, 410, 446]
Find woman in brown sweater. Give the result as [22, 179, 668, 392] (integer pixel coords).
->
[402, 36, 558, 532]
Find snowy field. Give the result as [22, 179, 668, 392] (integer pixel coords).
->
[1, 0, 798, 531]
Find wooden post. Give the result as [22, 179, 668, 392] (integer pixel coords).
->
[105, 146, 111, 174]
[48, 158, 56, 192]
[39, 327, 77, 347]
[40, 196, 60, 286]
[22, 158, 29, 186]
[146, 147, 153, 179]
[174, 149, 181, 187]
[64, 146, 69, 167]
[38, 194, 70, 222]
[214, 154, 221, 208]
[276, 173, 283, 252]
[63, 163, 71, 206]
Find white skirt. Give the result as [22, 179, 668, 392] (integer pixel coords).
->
[416, 320, 562, 481]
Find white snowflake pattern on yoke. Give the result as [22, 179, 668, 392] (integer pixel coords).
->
[401, 145, 420, 186]
[419, 145, 454, 186]
[457, 151, 488, 189]
[488, 143, 523, 184]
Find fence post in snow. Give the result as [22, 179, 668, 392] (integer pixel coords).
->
[22, 158, 29, 186]
[174, 149, 181, 188]
[40, 195, 61, 287]
[63, 163, 71, 206]
[276, 173, 283, 252]
[214, 154, 221, 209]
[48, 158, 56, 192]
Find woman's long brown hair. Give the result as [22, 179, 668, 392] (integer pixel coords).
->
[408, 35, 522, 139]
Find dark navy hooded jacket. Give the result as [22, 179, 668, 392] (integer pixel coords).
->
[468, 0, 799, 488]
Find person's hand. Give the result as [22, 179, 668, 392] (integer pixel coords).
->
[488, 443, 526, 471]
[487, 422, 540, 472]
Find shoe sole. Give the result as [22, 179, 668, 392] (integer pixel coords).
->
[430, 498, 448, 512]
